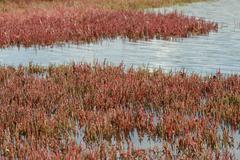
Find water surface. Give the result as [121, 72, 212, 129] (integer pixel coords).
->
[0, 0, 240, 74]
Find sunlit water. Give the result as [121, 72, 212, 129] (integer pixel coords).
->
[0, 0, 240, 74]
[1, 0, 240, 157]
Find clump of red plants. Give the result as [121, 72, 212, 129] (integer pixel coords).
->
[0, 7, 217, 48]
[0, 62, 239, 159]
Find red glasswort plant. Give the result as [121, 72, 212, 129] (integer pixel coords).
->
[0, 7, 218, 48]
[0, 63, 239, 159]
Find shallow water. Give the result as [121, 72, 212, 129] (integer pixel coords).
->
[73, 124, 240, 158]
[0, 0, 240, 74]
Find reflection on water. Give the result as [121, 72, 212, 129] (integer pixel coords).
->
[73, 124, 240, 158]
[0, 0, 240, 157]
[0, 0, 240, 75]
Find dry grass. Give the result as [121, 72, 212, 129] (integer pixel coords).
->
[0, 0, 216, 48]
[0, 0, 209, 12]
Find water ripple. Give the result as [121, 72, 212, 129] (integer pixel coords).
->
[0, 0, 240, 74]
